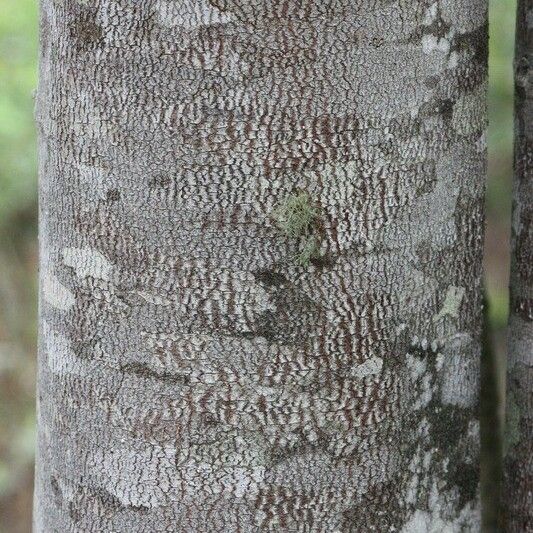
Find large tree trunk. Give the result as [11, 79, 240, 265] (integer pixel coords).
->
[34, 1, 488, 531]
[502, 0, 532, 531]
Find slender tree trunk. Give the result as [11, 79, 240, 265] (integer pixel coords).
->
[502, 1, 532, 531]
[34, 1, 488, 531]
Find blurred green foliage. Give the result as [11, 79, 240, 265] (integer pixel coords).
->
[0, 1, 38, 531]
[0, 0, 38, 228]
[487, 0, 516, 328]
[0, 0, 518, 531]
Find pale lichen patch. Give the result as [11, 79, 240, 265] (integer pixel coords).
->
[447, 50, 459, 69]
[406, 353, 427, 381]
[62, 246, 113, 281]
[433, 286, 465, 322]
[76, 162, 114, 200]
[440, 335, 479, 407]
[136, 291, 172, 306]
[181, 462, 266, 499]
[403, 509, 450, 533]
[422, 34, 451, 55]
[401, 491, 478, 532]
[45, 326, 79, 376]
[154, 0, 233, 29]
[423, 2, 439, 25]
[90, 444, 175, 509]
[42, 273, 75, 311]
[350, 356, 383, 379]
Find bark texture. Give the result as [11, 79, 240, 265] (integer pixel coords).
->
[35, 1, 488, 531]
[502, 0, 533, 531]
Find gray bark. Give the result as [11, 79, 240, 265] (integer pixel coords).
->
[34, 1, 488, 531]
[502, 0, 533, 530]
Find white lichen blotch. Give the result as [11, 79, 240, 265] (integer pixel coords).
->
[62, 246, 113, 281]
[42, 272, 75, 311]
[433, 285, 465, 322]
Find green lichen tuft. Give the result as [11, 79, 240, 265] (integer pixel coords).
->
[296, 236, 319, 266]
[273, 192, 321, 266]
[273, 192, 318, 238]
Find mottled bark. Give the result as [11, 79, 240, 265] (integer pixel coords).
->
[34, 1, 488, 531]
[502, 1, 533, 531]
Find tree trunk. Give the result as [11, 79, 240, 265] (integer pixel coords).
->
[502, 0, 532, 530]
[34, 1, 488, 531]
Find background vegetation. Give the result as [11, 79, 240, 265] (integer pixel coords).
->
[0, 1, 517, 530]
